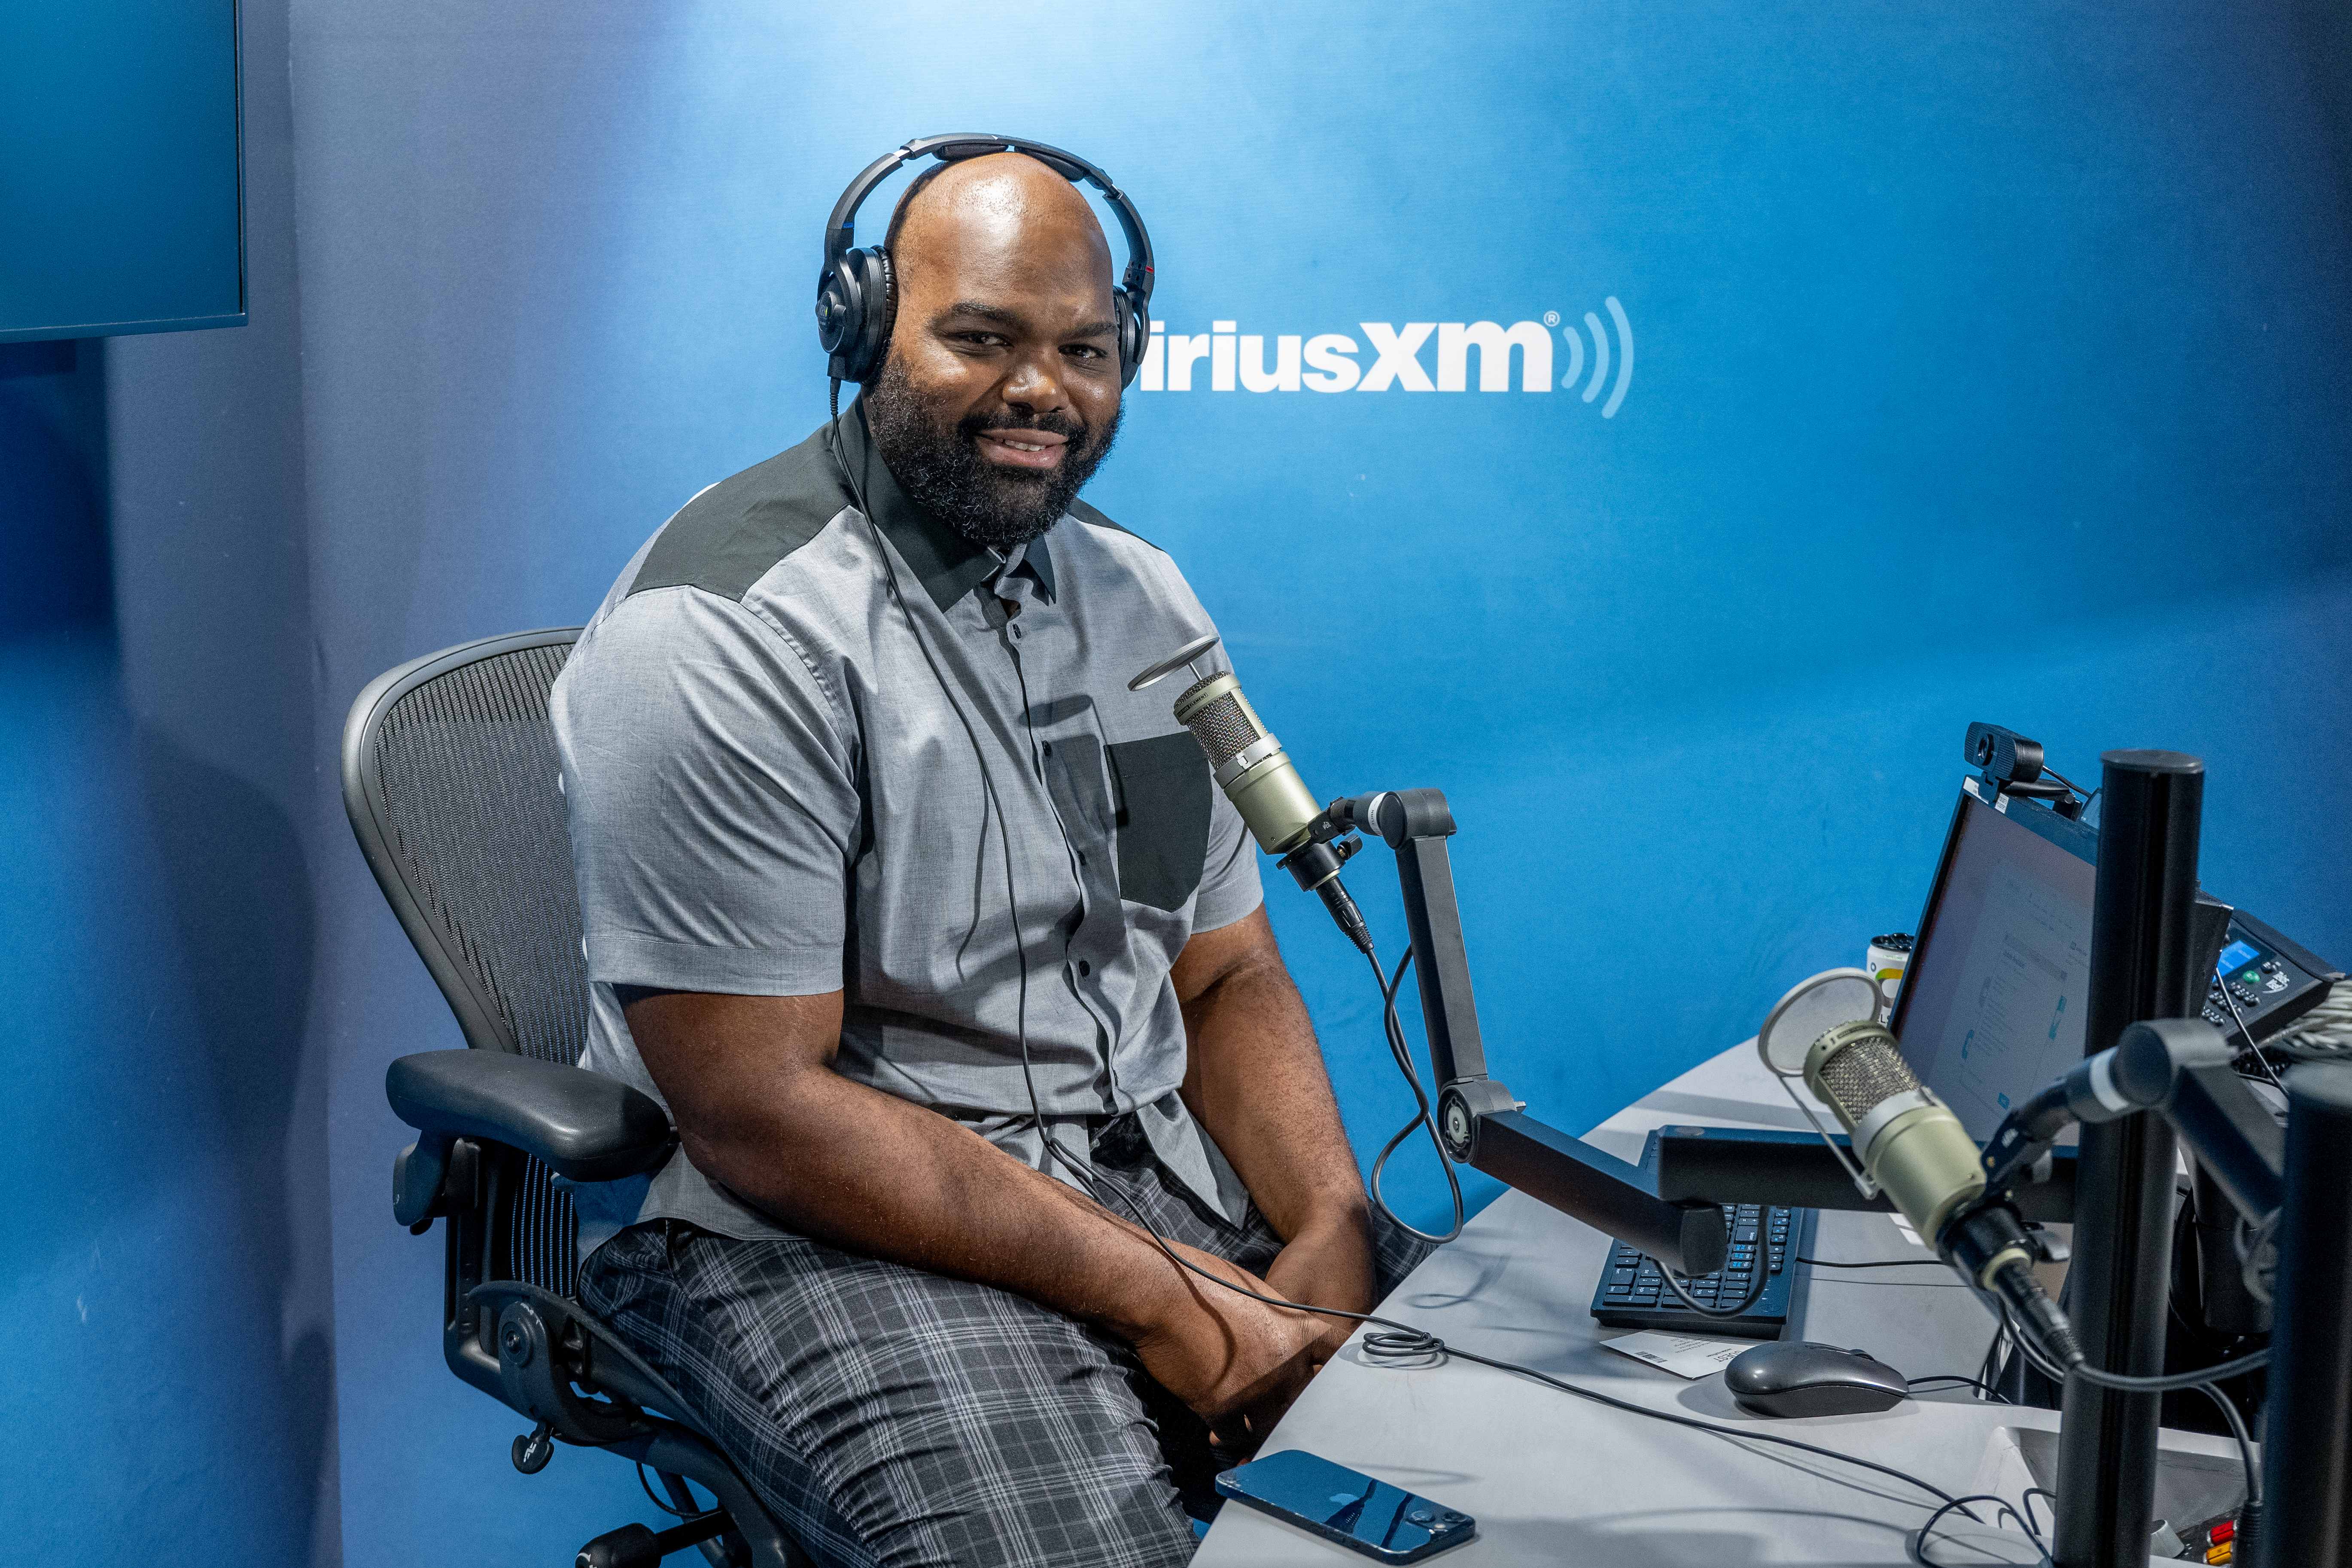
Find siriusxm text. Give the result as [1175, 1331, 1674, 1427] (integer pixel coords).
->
[1138, 299, 1633, 417]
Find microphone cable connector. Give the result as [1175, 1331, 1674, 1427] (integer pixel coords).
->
[1946, 1200, 2084, 1371]
[1317, 879, 1374, 954]
[2007, 1266, 2084, 1370]
[1280, 835, 1373, 953]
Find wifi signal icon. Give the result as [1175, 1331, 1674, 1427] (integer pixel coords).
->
[1552, 298, 1634, 417]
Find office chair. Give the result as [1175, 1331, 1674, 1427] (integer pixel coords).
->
[343, 627, 810, 1568]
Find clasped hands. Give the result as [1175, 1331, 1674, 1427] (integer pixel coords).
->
[1126, 1211, 1376, 1455]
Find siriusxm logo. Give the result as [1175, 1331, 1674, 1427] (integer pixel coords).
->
[1139, 298, 1635, 417]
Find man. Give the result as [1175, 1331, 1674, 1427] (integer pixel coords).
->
[552, 149, 1431, 1567]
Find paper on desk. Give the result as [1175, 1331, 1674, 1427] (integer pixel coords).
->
[1600, 1331, 1752, 1380]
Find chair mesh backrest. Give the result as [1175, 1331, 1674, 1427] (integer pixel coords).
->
[369, 639, 585, 1294]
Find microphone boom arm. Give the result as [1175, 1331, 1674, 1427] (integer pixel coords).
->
[1321, 787, 1731, 1277]
[1306, 788, 2087, 1281]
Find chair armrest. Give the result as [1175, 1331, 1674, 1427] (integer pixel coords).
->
[386, 1050, 675, 1182]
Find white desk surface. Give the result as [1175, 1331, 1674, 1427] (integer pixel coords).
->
[1195, 1041, 2243, 1566]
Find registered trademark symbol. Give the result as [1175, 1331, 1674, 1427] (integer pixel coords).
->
[1543, 310, 1561, 327]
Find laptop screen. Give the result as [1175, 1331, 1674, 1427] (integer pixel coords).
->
[1890, 783, 2099, 1143]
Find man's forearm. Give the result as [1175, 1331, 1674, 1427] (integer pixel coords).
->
[683, 1058, 1186, 1334]
[1178, 916, 1369, 1245]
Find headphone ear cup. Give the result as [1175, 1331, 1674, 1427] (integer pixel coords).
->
[815, 255, 859, 370]
[820, 248, 897, 383]
[1114, 288, 1148, 390]
[843, 249, 895, 383]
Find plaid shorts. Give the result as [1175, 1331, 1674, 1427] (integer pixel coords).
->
[579, 1113, 1436, 1568]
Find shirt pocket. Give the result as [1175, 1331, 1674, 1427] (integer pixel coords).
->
[1104, 733, 1213, 913]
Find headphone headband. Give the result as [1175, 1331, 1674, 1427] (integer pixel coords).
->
[815, 134, 1156, 385]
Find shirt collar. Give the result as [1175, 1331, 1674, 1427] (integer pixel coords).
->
[995, 536, 1057, 604]
[840, 398, 1056, 612]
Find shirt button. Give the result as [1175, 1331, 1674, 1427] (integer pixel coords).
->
[1077, 960, 1092, 977]
[1041, 742, 1052, 756]
[1010, 624, 1022, 639]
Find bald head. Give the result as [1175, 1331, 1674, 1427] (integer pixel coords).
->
[885, 152, 1113, 300]
[861, 150, 1127, 551]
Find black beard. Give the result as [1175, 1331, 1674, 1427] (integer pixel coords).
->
[862, 355, 1121, 551]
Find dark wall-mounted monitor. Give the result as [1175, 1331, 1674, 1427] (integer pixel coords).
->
[0, 0, 244, 343]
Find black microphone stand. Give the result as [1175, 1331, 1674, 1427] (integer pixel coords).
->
[2057, 750, 2204, 1567]
[1306, 788, 1731, 1277]
[1970, 1012, 2352, 1565]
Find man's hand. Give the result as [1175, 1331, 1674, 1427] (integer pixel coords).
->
[1124, 1242, 1331, 1452]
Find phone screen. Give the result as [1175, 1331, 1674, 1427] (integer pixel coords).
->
[1215, 1449, 1475, 1563]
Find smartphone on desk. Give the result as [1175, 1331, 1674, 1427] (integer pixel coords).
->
[1214, 1449, 1476, 1562]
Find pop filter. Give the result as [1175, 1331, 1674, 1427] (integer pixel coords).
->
[1128, 633, 1222, 692]
[1757, 968, 1883, 1078]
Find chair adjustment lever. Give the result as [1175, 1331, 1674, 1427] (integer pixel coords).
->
[575, 1512, 734, 1568]
[393, 1132, 479, 1232]
[512, 1420, 556, 1475]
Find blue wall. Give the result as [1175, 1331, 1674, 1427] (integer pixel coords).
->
[7, 3, 2348, 1563]
[293, 6, 2350, 1555]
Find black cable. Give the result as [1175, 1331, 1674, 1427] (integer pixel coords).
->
[1393, 1332, 1978, 1513]
[825, 381, 1048, 1215]
[1905, 1375, 2005, 1403]
[637, 1463, 697, 1519]
[2039, 764, 2087, 803]
[2215, 968, 2288, 1092]
[1977, 1309, 2008, 1396]
[1365, 947, 1466, 1246]
[1657, 1257, 1770, 1319]
[1799, 1256, 1947, 1269]
[2022, 1489, 2055, 1540]
[825, 386, 1299, 1461]
[2074, 1349, 2271, 1393]
[1996, 1297, 2059, 1384]
[1998, 1285, 2273, 1393]
[825, 373, 1397, 1443]
[2194, 1381, 2263, 1507]
[1910, 1494, 2043, 1567]
[989, 862, 1970, 1512]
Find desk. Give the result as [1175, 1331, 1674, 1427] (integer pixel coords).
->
[1196, 1042, 2247, 1565]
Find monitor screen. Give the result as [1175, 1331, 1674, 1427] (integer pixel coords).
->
[1, 1, 243, 342]
[1892, 786, 2099, 1143]
[2215, 939, 2265, 987]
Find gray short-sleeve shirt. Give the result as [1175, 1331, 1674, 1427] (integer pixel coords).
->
[551, 405, 1264, 1253]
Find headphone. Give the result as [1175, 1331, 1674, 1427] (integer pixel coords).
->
[814, 133, 1156, 388]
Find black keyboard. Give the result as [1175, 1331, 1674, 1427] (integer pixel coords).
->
[1587, 1130, 1816, 1339]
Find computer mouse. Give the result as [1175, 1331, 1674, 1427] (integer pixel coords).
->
[1725, 1341, 1909, 1418]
